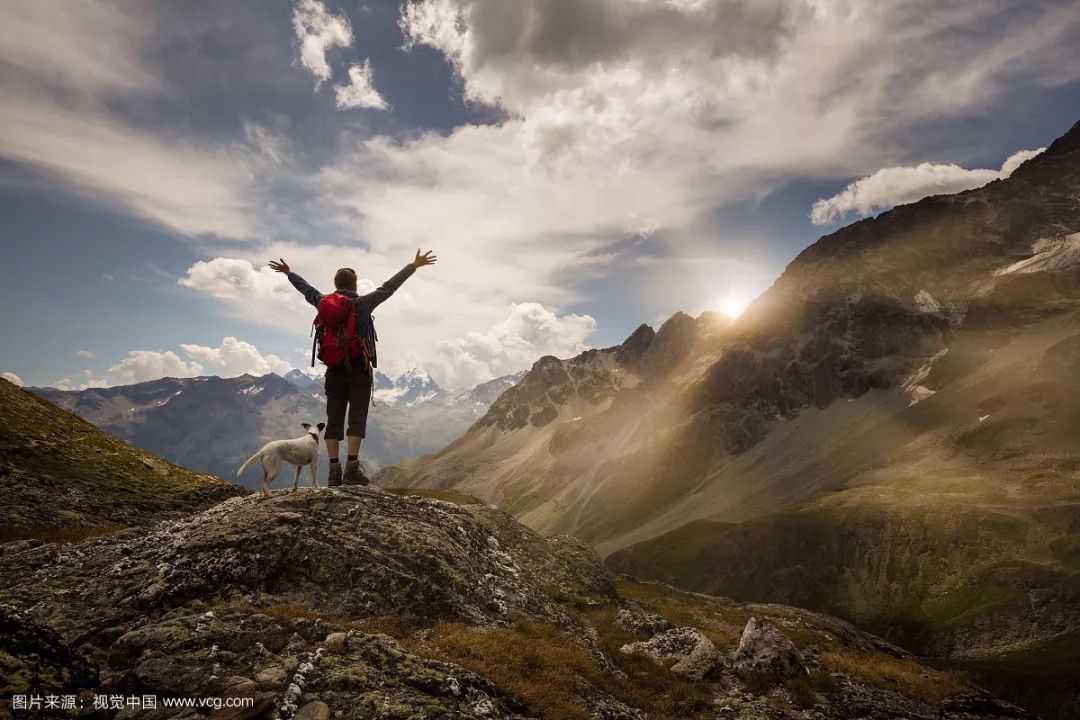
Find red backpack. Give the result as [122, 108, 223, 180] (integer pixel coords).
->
[311, 293, 374, 371]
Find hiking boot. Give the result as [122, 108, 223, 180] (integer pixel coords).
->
[327, 463, 343, 487]
[344, 460, 369, 486]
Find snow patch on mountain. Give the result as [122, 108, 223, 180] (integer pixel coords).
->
[994, 232, 1080, 276]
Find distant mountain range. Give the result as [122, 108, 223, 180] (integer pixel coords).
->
[32, 368, 522, 490]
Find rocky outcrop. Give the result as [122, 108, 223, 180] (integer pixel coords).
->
[0, 484, 1030, 720]
[619, 626, 722, 680]
[733, 617, 806, 678]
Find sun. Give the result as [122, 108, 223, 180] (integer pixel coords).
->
[718, 293, 751, 320]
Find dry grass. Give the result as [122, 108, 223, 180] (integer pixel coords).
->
[0, 523, 128, 544]
[420, 615, 717, 720]
[822, 650, 965, 706]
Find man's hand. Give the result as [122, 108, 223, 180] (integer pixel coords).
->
[268, 258, 291, 274]
[412, 249, 437, 268]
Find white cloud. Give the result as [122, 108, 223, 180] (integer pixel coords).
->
[53, 370, 110, 391]
[430, 303, 596, 388]
[178, 257, 296, 303]
[179, 337, 293, 378]
[810, 147, 1046, 225]
[2, 372, 23, 386]
[53, 338, 296, 388]
[75, 349, 95, 359]
[335, 60, 389, 110]
[292, 0, 353, 88]
[108, 351, 204, 385]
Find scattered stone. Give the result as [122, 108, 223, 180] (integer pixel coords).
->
[294, 700, 330, 720]
[255, 665, 286, 686]
[614, 603, 673, 636]
[733, 617, 806, 678]
[620, 626, 721, 680]
[324, 631, 348, 654]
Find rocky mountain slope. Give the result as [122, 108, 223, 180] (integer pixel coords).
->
[0, 480, 1030, 720]
[33, 370, 521, 489]
[378, 119, 1080, 717]
[0, 378, 243, 541]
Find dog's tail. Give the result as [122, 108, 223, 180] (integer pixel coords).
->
[237, 451, 261, 477]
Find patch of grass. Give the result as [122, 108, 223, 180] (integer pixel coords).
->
[232, 603, 428, 639]
[421, 614, 717, 720]
[924, 582, 1018, 630]
[966, 628, 1080, 673]
[823, 650, 965, 706]
[424, 620, 598, 720]
[783, 670, 837, 709]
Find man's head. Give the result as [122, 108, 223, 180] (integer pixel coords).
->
[334, 267, 357, 291]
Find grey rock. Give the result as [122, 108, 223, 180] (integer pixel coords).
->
[254, 665, 286, 686]
[324, 631, 348, 654]
[294, 700, 330, 720]
[620, 626, 721, 680]
[733, 617, 806, 678]
[614, 604, 673, 636]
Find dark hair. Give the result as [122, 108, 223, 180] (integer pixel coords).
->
[334, 267, 357, 290]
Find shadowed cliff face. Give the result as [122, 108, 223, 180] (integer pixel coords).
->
[378, 119, 1080, 717]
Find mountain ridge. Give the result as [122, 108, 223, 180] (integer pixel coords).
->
[32, 369, 523, 488]
[378, 117, 1080, 719]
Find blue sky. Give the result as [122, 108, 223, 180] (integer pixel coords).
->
[1, 0, 1079, 389]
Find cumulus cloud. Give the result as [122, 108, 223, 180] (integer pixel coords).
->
[810, 147, 1046, 225]
[429, 303, 596, 388]
[292, 0, 353, 88]
[178, 257, 296, 303]
[335, 60, 389, 110]
[75, 349, 95, 359]
[2, 372, 23, 386]
[53, 370, 110, 391]
[108, 350, 204, 385]
[179, 337, 293, 378]
[52, 338, 297, 388]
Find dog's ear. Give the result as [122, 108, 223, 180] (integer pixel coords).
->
[301, 422, 312, 430]
[316, 422, 326, 431]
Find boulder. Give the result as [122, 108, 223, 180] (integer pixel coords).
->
[619, 627, 721, 680]
[323, 632, 348, 654]
[733, 617, 806, 678]
[294, 701, 330, 720]
[614, 604, 673, 636]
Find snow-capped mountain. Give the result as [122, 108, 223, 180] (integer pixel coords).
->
[32, 369, 522, 489]
[282, 368, 322, 389]
[373, 368, 441, 407]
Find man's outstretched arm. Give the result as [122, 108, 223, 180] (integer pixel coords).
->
[269, 258, 322, 308]
[361, 249, 437, 310]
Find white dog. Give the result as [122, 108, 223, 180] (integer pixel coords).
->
[238, 422, 325, 496]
